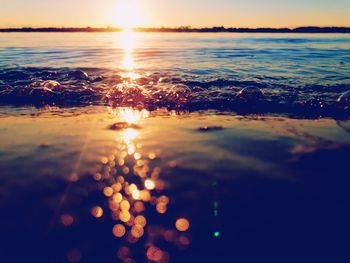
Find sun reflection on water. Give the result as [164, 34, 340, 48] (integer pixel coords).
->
[89, 108, 190, 262]
[118, 29, 138, 77]
[116, 107, 149, 124]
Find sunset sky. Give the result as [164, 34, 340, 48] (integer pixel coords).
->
[1, 0, 349, 28]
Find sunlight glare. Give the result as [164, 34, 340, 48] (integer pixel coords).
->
[115, 29, 137, 71]
[119, 108, 149, 124]
[114, 0, 145, 29]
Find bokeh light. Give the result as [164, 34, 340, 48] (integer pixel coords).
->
[113, 224, 126, 237]
[88, 108, 190, 262]
[175, 218, 190, 232]
[90, 206, 103, 218]
[60, 214, 74, 227]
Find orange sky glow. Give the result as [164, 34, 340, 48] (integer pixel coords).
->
[1, 0, 349, 28]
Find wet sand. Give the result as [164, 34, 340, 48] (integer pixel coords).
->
[0, 105, 350, 262]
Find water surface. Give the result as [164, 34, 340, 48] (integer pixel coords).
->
[0, 32, 349, 117]
[0, 33, 350, 263]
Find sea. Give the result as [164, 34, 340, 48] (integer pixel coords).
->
[0, 32, 350, 263]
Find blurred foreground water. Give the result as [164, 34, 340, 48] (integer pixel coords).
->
[0, 106, 350, 262]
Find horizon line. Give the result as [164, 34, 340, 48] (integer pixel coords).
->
[1, 26, 350, 33]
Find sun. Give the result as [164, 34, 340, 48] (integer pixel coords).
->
[113, 0, 145, 29]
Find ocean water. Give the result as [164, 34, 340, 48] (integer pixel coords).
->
[0, 32, 350, 117]
[1, 33, 350, 263]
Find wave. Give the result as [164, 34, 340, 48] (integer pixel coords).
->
[0, 67, 349, 119]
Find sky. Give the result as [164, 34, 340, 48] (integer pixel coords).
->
[0, 0, 350, 28]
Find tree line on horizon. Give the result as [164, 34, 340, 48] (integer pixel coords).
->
[0, 26, 349, 33]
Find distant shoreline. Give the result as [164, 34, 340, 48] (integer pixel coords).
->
[1, 26, 350, 33]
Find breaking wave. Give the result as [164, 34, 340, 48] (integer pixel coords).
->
[0, 67, 349, 118]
